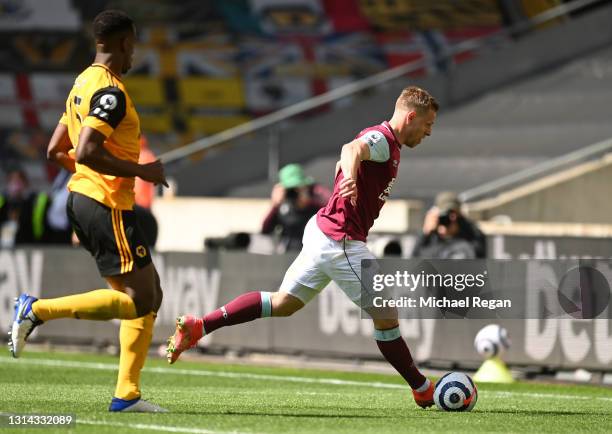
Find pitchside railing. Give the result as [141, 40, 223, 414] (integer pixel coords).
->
[459, 136, 612, 203]
[159, 0, 606, 180]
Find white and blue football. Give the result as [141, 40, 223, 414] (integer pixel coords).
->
[434, 372, 478, 412]
[474, 324, 511, 359]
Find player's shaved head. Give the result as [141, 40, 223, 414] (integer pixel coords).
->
[93, 9, 134, 41]
[92, 10, 136, 75]
[395, 86, 438, 114]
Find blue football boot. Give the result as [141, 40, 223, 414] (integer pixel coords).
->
[8, 293, 43, 358]
[109, 397, 168, 412]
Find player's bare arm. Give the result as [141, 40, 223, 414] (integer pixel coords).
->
[339, 138, 370, 203]
[47, 123, 76, 173]
[76, 126, 168, 186]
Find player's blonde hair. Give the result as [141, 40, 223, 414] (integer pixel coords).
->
[396, 86, 438, 114]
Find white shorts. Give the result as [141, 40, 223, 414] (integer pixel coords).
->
[279, 216, 377, 306]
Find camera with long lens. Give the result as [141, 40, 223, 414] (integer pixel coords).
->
[204, 232, 251, 250]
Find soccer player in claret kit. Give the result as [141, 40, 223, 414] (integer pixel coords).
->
[167, 86, 439, 408]
[8, 10, 169, 413]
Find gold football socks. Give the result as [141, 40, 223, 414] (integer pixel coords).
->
[32, 289, 138, 321]
[114, 312, 156, 399]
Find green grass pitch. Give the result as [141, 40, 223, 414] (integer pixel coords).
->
[1, 350, 611, 433]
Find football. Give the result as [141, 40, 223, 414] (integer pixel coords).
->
[434, 372, 478, 412]
[474, 324, 511, 359]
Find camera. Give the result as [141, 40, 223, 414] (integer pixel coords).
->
[204, 232, 251, 250]
[284, 188, 299, 201]
[438, 211, 452, 227]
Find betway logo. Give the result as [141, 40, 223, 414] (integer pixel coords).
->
[317, 283, 436, 360]
[524, 261, 612, 365]
[0, 250, 43, 332]
[152, 254, 221, 326]
[0, 251, 221, 339]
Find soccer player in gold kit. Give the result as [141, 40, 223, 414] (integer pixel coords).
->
[9, 10, 168, 413]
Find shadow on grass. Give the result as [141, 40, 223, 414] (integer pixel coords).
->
[170, 410, 432, 419]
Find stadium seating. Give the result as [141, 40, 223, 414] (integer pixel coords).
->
[0, 0, 504, 173]
[218, 6, 612, 201]
[2, 0, 611, 199]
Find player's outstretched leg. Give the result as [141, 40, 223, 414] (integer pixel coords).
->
[166, 291, 303, 364]
[8, 289, 139, 358]
[8, 294, 43, 358]
[166, 291, 272, 364]
[372, 318, 434, 409]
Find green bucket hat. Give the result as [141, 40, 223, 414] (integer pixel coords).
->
[279, 164, 314, 189]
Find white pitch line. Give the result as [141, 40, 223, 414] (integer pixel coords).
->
[79, 419, 249, 434]
[3, 357, 405, 390]
[4, 357, 612, 403]
[488, 390, 612, 402]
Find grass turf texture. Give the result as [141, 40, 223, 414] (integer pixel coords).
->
[1, 351, 611, 433]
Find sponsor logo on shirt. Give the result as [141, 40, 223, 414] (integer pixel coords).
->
[378, 177, 396, 202]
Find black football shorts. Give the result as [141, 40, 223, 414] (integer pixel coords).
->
[67, 192, 152, 277]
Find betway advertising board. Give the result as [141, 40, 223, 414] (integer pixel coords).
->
[0, 246, 610, 370]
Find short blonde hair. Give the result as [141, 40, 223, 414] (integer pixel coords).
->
[396, 86, 438, 114]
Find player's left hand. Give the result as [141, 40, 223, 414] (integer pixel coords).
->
[140, 159, 169, 187]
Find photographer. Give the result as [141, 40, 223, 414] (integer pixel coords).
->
[262, 164, 328, 251]
[412, 191, 486, 259]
